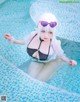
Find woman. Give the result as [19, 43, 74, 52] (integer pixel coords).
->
[4, 13, 77, 81]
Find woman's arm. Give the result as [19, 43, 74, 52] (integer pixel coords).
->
[13, 39, 25, 45]
[61, 55, 77, 66]
[4, 34, 25, 45]
[4, 31, 37, 45]
[54, 40, 77, 66]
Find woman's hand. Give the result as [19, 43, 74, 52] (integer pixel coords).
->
[4, 33, 25, 44]
[68, 60, 77, 66]
[4, 34, 12, 41]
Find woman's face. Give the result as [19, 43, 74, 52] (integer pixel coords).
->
[40, 29, 53, 41]
[38, 24, 54, 41]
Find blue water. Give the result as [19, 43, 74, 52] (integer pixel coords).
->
[0, 0, 80, 102]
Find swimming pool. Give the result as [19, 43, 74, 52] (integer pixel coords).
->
[0, 0, 80, 102]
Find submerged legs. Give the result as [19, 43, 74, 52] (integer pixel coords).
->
[27, 59, 64, 82]
[27, 61, 44, 78]
[37, 58, 64, 81]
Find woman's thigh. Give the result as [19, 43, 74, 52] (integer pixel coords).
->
[27, 61, 44, 78]
[37, 58, 65, 81]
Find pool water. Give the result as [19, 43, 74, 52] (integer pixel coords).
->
[0, 0, 80, 102]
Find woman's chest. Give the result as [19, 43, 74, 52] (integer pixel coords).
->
[27, 37, 54, 55]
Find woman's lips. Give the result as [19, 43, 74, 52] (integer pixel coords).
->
[43, 38, 49, 41]
[44, 38, 48, 40]
[41, 37, 49, 41]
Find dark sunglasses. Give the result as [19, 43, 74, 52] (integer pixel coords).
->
[39, 21, 57, 28]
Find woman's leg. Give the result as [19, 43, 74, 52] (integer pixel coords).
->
[27, 61, 44, 78]
[37, 58, 65, 81]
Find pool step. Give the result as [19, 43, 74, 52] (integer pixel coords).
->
[0, 55, 80, 102]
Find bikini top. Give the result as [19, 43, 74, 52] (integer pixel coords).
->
[27, 34, 52, 61]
